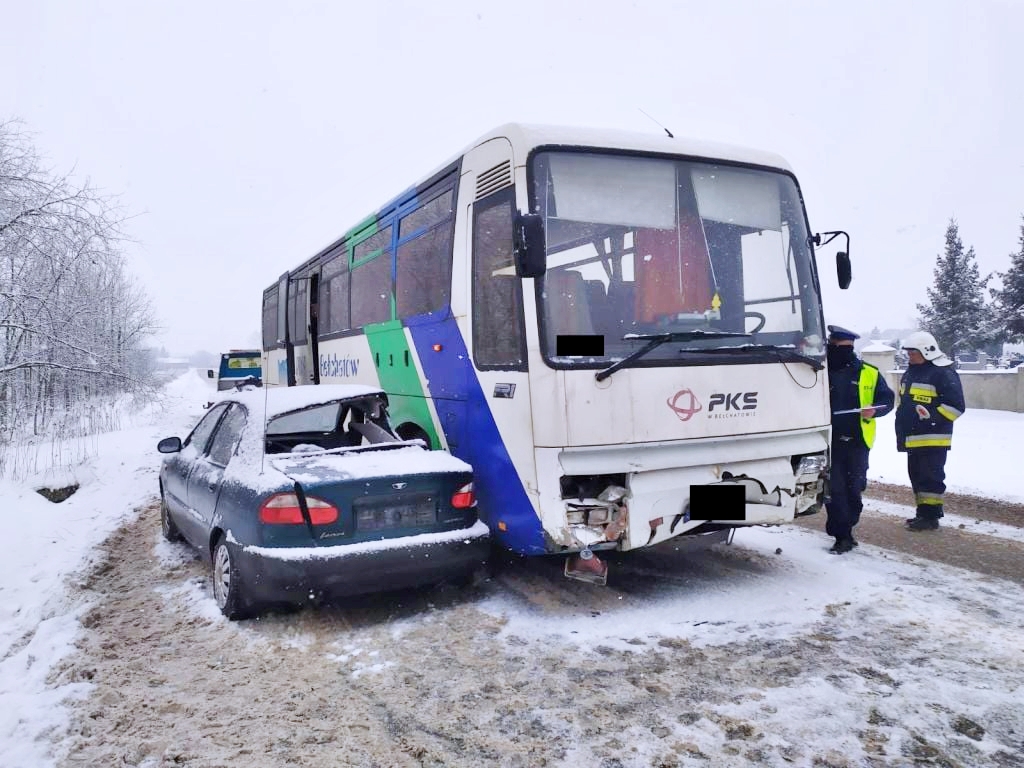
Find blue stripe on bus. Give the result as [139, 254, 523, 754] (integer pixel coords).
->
[408, 316, 548, 555]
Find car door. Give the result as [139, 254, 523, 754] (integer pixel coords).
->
[186, 403, 248, 546]
[163, 402, 230, 545]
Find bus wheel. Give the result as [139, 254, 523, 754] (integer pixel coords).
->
[397, 424, 431, 449]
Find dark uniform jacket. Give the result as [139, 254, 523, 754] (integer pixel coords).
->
[895, 362, 965, 451]
[829, 359, 895, 447]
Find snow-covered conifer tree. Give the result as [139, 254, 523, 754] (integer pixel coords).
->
[916, 219, 991, 358]
[990, 216, 1024, 342]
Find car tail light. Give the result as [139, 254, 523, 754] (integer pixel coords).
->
[451, 482, 475, 509]
[259, 493, 339, 524]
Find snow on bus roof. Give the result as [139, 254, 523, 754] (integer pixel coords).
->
[469, 122, 796, 174]
[224, 384, 386, 420]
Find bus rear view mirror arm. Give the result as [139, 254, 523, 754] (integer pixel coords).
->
[809, 230, 852, 289]
[513, 212, 546, 278]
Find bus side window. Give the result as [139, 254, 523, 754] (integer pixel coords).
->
[320, 250, 350, 334]
[350, 252, 393, 327]
[396, 187, 455, 318]
[472, 187, 527, 370]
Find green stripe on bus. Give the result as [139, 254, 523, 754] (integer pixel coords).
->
[364, 320, 442, 448]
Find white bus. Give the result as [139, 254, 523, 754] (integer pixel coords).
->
[261, 123, 851, 581]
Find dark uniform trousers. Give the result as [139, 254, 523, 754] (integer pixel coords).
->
[826, 439, 869, 540]
[907, 447, 947, 520]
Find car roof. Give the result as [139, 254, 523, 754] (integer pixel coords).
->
[224, 384, 386, 420]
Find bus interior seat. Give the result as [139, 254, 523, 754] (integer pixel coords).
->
[606, 280, 637, 337]
[545, 270, 595, 342]
[634, 218, 712, 324]
[584, 279, 610, 338]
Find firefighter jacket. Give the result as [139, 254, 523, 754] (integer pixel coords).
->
[895, 362, 965, 451]
[829, 359, 895, 449]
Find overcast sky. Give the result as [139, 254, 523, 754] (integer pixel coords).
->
[3, 0, 1022, 354]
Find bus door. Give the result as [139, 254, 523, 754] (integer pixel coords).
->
[288, 271, 313, 384]
[276, 272, 295, 386]
[308, 272, 320, 384]
[460, 138, 545, 552]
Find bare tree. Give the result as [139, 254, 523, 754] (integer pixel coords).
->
[0, 120, 159, 468]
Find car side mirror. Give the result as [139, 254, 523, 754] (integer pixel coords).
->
[837, 251, 852, 289]
[157, 436, 183, 453]
[513, 212, 546, 278]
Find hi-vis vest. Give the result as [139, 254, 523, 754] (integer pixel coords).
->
[858, 364, 879, 449]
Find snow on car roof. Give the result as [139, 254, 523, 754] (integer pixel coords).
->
[224, 384, 386, 420]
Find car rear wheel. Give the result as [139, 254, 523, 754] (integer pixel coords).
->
[212, 537, 250, 620]
[160, 491, 183, 542]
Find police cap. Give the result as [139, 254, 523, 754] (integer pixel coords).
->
[826, 325, 860, 342]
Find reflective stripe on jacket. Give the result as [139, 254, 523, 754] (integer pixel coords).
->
[859, 364, 879, 449]
[896, 362, 965, 451]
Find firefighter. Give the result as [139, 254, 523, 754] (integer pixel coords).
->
[896, 331, 965, 530]
[825, 326, 895, 553]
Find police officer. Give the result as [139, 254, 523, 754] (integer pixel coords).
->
[825, 326, 895, 553]
[896, 331, 965, 530]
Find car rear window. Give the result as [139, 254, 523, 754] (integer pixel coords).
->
[266, 403, 340, 435]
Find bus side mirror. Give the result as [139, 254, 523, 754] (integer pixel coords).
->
[207, 369, 215, 378]
[513, 212, 546, 278]
[837, 251, 852, 289]
[810, 230, 851, 289]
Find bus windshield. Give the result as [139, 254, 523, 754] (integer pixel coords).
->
[530, 151, 824, 366]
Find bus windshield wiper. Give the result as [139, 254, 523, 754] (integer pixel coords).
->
[681, 344, 824, 371]
[595, 331, 752, 382]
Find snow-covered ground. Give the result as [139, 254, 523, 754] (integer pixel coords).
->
[866, 406, 1023, 504]
[1, 370, 1023, 766]
[0, 372, 211, 767]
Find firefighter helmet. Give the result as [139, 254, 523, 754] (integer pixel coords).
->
[901, 331, 953, 367]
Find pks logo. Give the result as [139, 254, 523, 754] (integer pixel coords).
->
[708, 392, 758, 412]
[667, 389, 702, 421]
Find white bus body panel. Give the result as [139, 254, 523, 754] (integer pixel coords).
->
[530, 363, 829, 551]
[556, 363, 827, 446]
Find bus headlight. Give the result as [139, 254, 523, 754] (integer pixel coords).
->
[793, 452, 827, 516]
[795, 453, 827, 479]
[566, 501, 616, 525]
[561, 476, 630, 542]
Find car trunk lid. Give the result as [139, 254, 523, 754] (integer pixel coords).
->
[262, 444, 474, 547]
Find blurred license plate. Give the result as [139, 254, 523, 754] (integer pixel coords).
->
[355, 494, 437, 531]
[688, 484, 746, 521]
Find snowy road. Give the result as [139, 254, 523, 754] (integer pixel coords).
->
[51, 496, 1024, 768]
